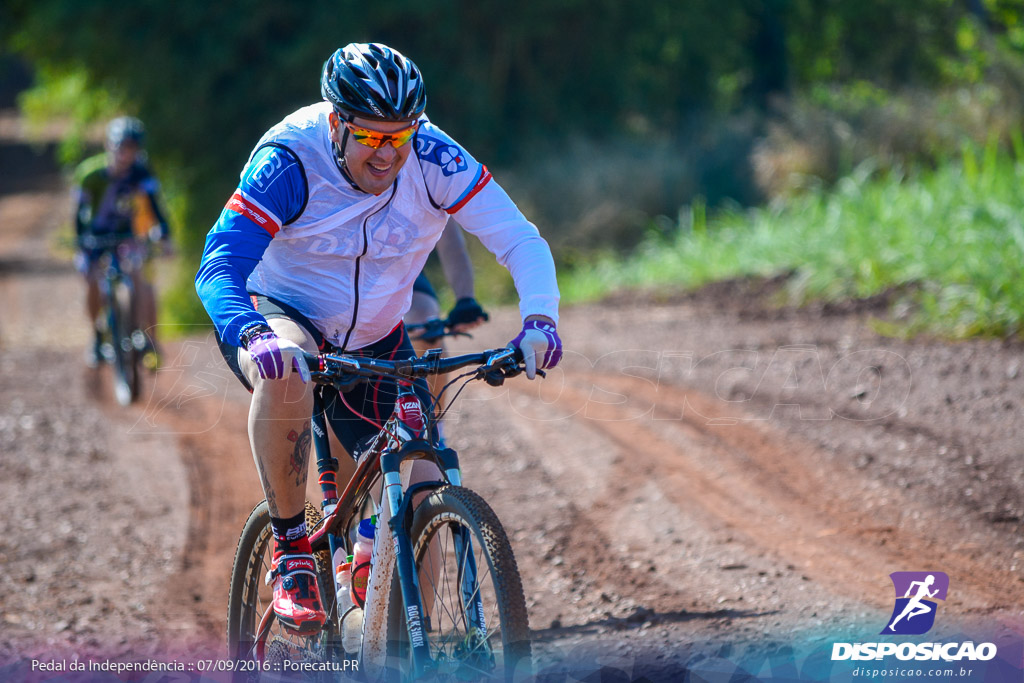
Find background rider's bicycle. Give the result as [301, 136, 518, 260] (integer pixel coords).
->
[405, 316, 472, 343]
[226, 345, 535, 681]
[79, 234, 153, 406]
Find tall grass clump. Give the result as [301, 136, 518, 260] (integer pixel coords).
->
[562, 139, 1024, 339]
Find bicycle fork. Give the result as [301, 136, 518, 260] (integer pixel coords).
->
[382, 381, 490, 677]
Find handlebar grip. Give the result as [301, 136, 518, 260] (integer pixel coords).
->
[302, 351, 322, 372]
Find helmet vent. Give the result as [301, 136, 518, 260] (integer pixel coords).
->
[386, 70, 400, 101]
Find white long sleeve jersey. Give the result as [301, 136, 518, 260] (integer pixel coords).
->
[196, 102, 559, 349]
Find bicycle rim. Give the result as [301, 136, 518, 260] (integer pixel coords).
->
[227, 501, 338, 682]
[385, 485, 531, 682]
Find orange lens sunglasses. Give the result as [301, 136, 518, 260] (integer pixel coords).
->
[342, 119, 419, 149]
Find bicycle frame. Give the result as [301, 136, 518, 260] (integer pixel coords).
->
[99, 248, 134, 340]
[86, 236, 148, 404]
[291, 350, 510, 677]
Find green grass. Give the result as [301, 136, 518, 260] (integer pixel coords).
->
[560, 141, 1024, 339]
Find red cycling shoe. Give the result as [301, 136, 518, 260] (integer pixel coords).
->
[266, 554, 326, 635]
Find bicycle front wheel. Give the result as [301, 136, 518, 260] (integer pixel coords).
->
[109, 279, 139, 405]
[385, 485, 531, 681]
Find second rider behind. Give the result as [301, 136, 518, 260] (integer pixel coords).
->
[195, 43, 562, 634]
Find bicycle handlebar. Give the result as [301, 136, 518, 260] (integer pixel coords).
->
[79, 233, 167, 256]
[78, 234, 138, 250]
[303, 346, 533, 389]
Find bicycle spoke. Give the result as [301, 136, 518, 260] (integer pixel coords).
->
[423, 527, 460, 653]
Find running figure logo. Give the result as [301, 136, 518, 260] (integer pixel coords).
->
[881, 572, 949, 635]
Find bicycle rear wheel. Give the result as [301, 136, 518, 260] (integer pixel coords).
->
[226, 501, 338, 682]
[384, 485, 531, 682]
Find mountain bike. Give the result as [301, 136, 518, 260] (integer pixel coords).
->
[226, 346, 535, 682]
[80, 234, 151, 405]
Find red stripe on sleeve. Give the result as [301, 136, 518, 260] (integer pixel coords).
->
[446, 165, 493, 215]
[225, 190, 281, 236]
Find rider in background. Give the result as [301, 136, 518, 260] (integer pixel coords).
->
[195, 42, 561, 636]
[73, 116, 171, 367]
[405, 222, 489, 402]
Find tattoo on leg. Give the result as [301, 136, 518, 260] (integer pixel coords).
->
[287, 427, 312, 487]
[259, 463, 279, 517]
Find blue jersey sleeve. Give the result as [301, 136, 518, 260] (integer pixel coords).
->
[195, 144, 307, 345]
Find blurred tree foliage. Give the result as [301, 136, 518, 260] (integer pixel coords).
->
[4, 0, 1024, 320]
[7, 1, 1010, 172]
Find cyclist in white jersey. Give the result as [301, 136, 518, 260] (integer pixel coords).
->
[195, 42, 561, 634]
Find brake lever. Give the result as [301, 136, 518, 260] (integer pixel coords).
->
[478, 350, 514, 386]
[481, 360, 545, 385]
[482, 369, 506, 387]
[497, 366, 545, 380]
[332, 374, 364, 393]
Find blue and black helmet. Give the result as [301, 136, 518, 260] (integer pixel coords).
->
[321, 43, 426, 122]
[106, 116, 145, 148]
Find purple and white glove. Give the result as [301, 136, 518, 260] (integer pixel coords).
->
[508, 318, 562, 379]
[245, 330, 310, 384]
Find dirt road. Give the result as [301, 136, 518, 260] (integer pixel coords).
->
[1, 116, 1022, 680]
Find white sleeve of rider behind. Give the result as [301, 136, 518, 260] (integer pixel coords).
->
[450, 181, 560, 325]
[433, 222, 476, 301]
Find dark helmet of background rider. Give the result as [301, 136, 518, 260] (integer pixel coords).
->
[106, 116, 145, 148]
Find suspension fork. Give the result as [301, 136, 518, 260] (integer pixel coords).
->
[395, 382, 488, 648]
[382, 379, 493, 673]
[384, 446, 489, 672]
[379, 379, 443, 676]
[380, 438, 436, 678]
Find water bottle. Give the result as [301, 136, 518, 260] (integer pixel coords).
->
[343, 603, 364, 655]
[335, 557, 362, 654]
[335, 558, 353, 615]
[350, 518, 375, 605]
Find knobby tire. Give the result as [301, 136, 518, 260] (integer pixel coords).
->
[383, 485, 531, 682]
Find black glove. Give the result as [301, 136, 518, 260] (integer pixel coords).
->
[446, 297, 489, 327]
